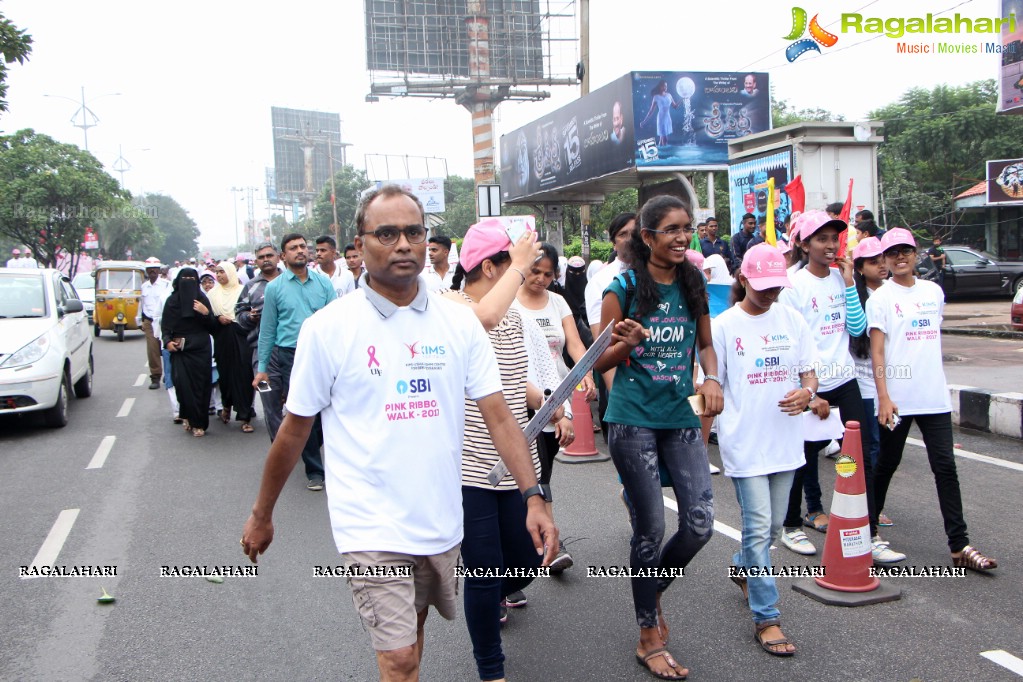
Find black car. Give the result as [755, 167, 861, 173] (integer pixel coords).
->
[916, 246, 1023, 297]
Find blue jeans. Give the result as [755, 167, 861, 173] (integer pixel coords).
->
[608, 424, 714, 629]
[161, 349, 173, 389]
[461, 486, 541, 681]
[862, 398, 880, 469]
[732, 471, 795, 624]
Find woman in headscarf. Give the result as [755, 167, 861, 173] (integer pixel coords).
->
[208, 261, 256, 432]
[161, 267, 218, 437]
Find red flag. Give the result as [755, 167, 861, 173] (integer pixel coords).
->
[837, 178, 854, 259]
[784, 175, 805, 214]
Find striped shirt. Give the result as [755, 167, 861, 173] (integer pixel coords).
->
[452, 292, 540, 490]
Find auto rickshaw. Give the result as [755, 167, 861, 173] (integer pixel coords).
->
[93, 260, 146, 341]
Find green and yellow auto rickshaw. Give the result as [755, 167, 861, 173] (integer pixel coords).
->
[93, 260, 145, 341]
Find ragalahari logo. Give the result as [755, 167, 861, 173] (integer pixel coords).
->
[784, 7, 839, 62]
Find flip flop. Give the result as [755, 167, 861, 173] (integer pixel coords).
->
[803, 511, 829, 533]
[635, 647, 688, 680]
[241, 423, 254, 433]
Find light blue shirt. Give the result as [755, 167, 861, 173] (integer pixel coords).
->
[257, 268, 336, 372]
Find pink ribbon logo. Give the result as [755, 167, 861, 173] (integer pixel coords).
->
[367, 346, 380, 368]
[894, 304, 903, 317]
[735, 338, 744, 352]
[811, 297, 819, 312]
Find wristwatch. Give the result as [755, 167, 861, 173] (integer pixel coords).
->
[703, 375, 722, 386]
[521, 484, 552, 503]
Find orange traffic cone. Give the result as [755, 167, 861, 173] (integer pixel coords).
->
[793, 421, 901, 606]
[555, 384, 609, 464]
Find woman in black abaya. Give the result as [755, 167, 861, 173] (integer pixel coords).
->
[161, 268, 218, 437]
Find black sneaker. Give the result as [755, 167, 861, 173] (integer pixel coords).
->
[149, 379, 160, 390]
[306, 477, 324, 491]
[549, 544, 574, 574]
[503, 590, 527, 608]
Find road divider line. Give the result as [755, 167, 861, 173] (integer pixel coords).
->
[86, 436, 116, 470]
[663, 495, 746, 544]
[133, 374, 146, 387]
[906, 437, 1023, 473]
[981, 650, 1023, 677]
[22, 509, 80, 580]
[116, 398, 135, 418]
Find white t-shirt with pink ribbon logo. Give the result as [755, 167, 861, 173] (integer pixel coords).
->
[779, 267, 854, 392]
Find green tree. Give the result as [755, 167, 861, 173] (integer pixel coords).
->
[139, 193, 200, 263]
[309, 165, 371, 243]
[771, 94, 845, 128]
[95, 197, 162, 260]
[435, 175, 476, 238]
[870, 79, 1023, 231]
[0, 129, 125, 272]
[0, 10, 32, 114]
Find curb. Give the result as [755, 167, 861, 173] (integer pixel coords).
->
[941, 327, 1023, 340]
[949, 384, 1023, 440]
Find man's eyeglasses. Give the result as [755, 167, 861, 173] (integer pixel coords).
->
[643, 226, 695, 238]
[362, 225, 429, 246]
[884, 246, 916, 258]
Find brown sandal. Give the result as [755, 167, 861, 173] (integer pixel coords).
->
[192, 428, 205, 438]
[953, 545, 998, 572]
[219, 409, 230, 424]
[241, 422, 254, 433]
[635, 647, 688, 680]
[730, 574, 749, 601]
[754, 621, 795, 657]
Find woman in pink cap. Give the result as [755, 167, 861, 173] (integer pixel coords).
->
[712, 243, 821, 656]
[441, 219, 569, 681]
[867, 228, 998, 572]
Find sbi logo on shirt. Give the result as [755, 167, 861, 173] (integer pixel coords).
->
[910, 319, 932, 328]
[396, 379, 432, 395]
[755, 356, 781, 368]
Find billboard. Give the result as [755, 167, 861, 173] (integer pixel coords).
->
[986, 158, 1023, 204]
[727, 148, 795, 236]
[365, 0, 543, 80]
[631, 71, 771, 169]
[394, 177, 447, 213]
[271, 107, 342, 199]
[500, 74, 635, 202]
[997, 0, 1023, 114]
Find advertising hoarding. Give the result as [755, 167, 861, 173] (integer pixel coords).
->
[631, 71, 771, 169]
[997, 0, 1023, 113]
[394, 177, 447, 213]
[986, 158, 1023, 204]
[727, 148, 794, 235]
[499, 74, 634, 202]
[271, 107, 342, 199]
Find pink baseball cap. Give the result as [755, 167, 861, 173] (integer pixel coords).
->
[740, 243, 792, 290]
[792, 209, 846, 241]
[880, 227, 916, 252]
[852, 236, 884, 260]
[12, 248, 20, 255]
[460, 218, 530, 272]
[685, 250, 705, 269]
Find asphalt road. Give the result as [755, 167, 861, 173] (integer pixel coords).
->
[2, 331, 1022, 681]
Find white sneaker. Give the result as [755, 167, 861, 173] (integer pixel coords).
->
[871, 536, 906, 564]
[781, 528, 817, 556]
[709, 462, 721, 475]
[820, 440, 841, 458]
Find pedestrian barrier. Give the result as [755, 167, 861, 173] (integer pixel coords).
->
[793, 421, 901, 606]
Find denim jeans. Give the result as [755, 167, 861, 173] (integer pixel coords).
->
[266, 346, 323, 480]
[785, 379, 877, 537]
[161, 349, 173, 389]
[862, 398, 881, 469]
[874, 412, 968, 552]
[608, 424, 714, 629]
[732, 471, 795, 624]
[461, 486, 542, 681]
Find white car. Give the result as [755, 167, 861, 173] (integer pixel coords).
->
[0, 268, 94, 427]
[71, 271, 96, 323]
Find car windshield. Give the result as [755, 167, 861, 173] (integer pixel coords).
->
[97, 269, 142, 290]
[0, 274, 48, 318]
[72, 273, 95, 290]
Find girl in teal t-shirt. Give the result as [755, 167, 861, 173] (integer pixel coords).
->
[594, 195, 723, 681]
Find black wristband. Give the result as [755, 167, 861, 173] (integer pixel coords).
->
[521, 484, 552, 503]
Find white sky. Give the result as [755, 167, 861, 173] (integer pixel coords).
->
[0, 0, 1010, 250]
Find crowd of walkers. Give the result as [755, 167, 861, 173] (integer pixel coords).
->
[207, 185, 998, 681]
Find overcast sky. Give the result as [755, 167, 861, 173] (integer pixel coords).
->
[0, 0, 1011, 250]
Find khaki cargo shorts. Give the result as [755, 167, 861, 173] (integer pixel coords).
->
[341, 545, 460, 651]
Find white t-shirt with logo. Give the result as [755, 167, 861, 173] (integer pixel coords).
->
[866, 278, 951, 415]
[286, 286, 503, 556]
[853, 287, 877, 400]
[779, 267, 854, 392]
[512, 292, 573, 378]
[712, 303, 817, 478]
[313, 260, 356, 298]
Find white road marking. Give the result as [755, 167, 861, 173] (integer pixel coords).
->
[906, 437, 1023, 473]
[981, 650, 1023, 677]
[86, 436, 116, 470]
[662, 495, 745, 543]
[116, 398, 135, 418]
[22, 509, 80, 580]
[133, 374, 146, 387]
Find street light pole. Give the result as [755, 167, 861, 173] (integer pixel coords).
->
[230, 187, 243, 249]
[43, 86, 122, 152]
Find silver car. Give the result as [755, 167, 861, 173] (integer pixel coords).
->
[0, 268, 94, 427]
[71, 271, 96, 323]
